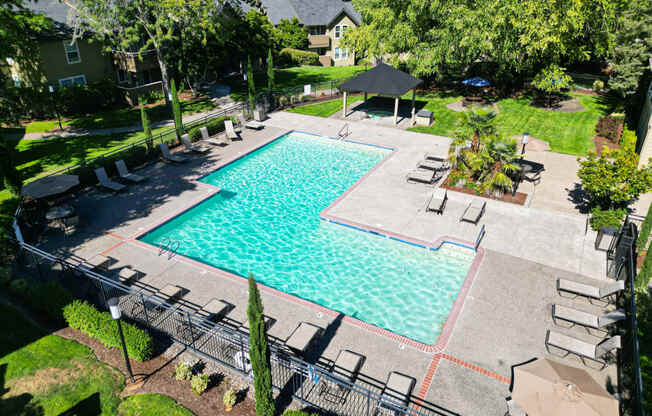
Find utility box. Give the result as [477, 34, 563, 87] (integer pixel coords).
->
[416, 109, 433, 126]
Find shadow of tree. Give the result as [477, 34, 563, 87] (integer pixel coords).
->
[566, 183, 591, 214]
[57, 392, 101, 416]
[0, 364, 44, 416]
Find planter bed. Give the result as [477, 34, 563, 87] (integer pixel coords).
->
[441, 178, 528, 206]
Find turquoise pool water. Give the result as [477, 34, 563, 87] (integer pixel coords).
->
[140, 131, 475, 344]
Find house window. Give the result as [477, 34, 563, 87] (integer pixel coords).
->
[116, 69, 128, 83]
[309, 26, 325, 35]
[334, 47, 348, 60]
[58, 74, 87, 88]
[334, 24, 348, 39]
[63, 40, 81, 64]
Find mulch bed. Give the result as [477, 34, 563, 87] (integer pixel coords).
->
[594, 136, 620, 156]
[441, 179, 527, 205]
[55, 327, 257, 416]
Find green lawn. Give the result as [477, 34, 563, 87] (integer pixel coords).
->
[226, 65, 366, 101]
[118, 394, 194, 416]
[286, 95, 365, 117]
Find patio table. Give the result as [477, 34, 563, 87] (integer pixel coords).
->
[46, 204, 75, 221]
[285, 322, 322, 357]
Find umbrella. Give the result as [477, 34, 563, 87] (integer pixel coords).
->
[512, 358, 618, 416]
[462, 76, 491, 87]
[22, 174, 80, 199]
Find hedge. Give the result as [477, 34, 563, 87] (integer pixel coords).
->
[589, 207, 626, 231]
[637, 249, 652, 289]
[282, 411, 321, 416]
[279, 48, 319, 66]
[63, 300, 154, 361]
[595, 116, 624, 143]
[637, 201, 652, 252]
[186, 116, 235, 141]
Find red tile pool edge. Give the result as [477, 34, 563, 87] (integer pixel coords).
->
[125, 129, 484, 353]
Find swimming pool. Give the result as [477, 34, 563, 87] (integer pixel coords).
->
[140, 131, 475, 345]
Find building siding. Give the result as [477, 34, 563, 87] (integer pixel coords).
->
[325, 13, 356, 66]
[38, 38, 112, 86]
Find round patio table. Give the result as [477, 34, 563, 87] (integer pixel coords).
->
[46, 204, 74, 221]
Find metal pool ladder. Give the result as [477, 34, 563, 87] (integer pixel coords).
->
[337, 123, 351, 140]
[158, 237, 181, 260]
[474, 225, 486, 251]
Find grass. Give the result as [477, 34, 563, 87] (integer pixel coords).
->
[118, 394, 195, 416]
[226, 65, 366, 101]
[286, 95, 365, 117]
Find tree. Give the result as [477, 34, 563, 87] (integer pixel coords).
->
[456, 108, 497, 152]
[247, 56, 256, 113]
[139, 96, 153, 153]
[532, 64, 573, 107]
[239, 9, 276, 61]
[171, 79, 183, 139]
[577, 140, 652, 209]
[608, 0, 652, 98]
[267, 48, 275, 92]
[0, 142, 22, 197]
[274, 18, 308, 50]
[65, 0, 219, 111]
[246, 274, 275, 416]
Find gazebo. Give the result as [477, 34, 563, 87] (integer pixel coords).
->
[338, 63, 423, 125]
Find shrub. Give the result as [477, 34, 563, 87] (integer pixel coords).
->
[9, 278, 28, 296]
[63, 300, 154, 361]
[595, 116, 624, 142]
[593, 80, 604, 92]
[223, 388, 237, 408]
[186, 116, 233, 141]
[0, 267, 11, 286]
[190, 373, 209, 395]
[621, 127, 638, 149]
[638, 201, 652, 252]
[637, 249, 652, 289]
[282, 411, 320, 416]
[589, 207, 626, 231]
[279, 48, 319, 66]
[174, 361, 192, 381]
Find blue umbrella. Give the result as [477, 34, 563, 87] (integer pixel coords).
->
[462, 77, 491, 87]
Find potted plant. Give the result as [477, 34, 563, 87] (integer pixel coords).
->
[223, 388, 237, 412]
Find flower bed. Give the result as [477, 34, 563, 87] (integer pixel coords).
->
[441, 176, 528, 205]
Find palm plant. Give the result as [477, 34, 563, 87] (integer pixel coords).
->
[456, 107, 497, 152]
[476, 136, 520, 196]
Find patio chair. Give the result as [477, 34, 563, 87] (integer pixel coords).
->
[374, 372, 416, 416]
[200, 298, 230, 323]
[80, 254, 110, 272]
[557, 279, 624, 305]
[159, 142, 188, 163]
[319, 350, 365, 404]
[545, 330, 621, 370]
[424, 152, 446, 161]
[552, 304, 626, 336]
[200, 126, 229, 146]
[224, 119, 240, 141]
[181, 133, 210, 154]
[460, 200, 486, 224]
[406, 169, 440, 185]
[115, 160, 145, 183]
[417, 157, 449, 171]
[94, 167, 126, 192]
[238, 114, 264, 130]
[284, 322, 322, 358]
[426, 188, 448, 214]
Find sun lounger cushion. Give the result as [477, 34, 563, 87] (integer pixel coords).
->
[553, 304, 599, 328]
[95, 168, 126, 191]
[381, 372, 415, 407]
[285, 322, 321, 355]
[557, 279, 623, 300]
[225, 120, 239, 140]
[418, 159, 445, 171]
[115, 160, 145, 183]
[427, 188, 447, 212]
[332, 350, 364, 383]
[546, 330, 597, 359]
[159, 143, 187, 163]
[182, 134, 210, 153]
[407, 170, 436, 184]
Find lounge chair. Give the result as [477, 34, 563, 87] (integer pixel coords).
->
[424, 152, 445, 161]
[374, 372, 416, 416]
[94, 167, 126, 192]
[545, 330, 621, 370]
[552, 304, 626, 335]
[181, 134, 210, 154]
[200, 298, 230, 322]
[159, 142, 187, 163]
[225, 119, 240, 141]
[406, 169, 440, 184]
[81, 254, 110, 272]
[557, 279, 624, 305]
[238, 114, 264, 130]
[426, 188, 448, 214]
[320, 350, 365, 404]
[115, 160, 145, 183]
[417, 157, 449, 171]
[460, 200, 486, 224]
[200, 126, 229, 146]
[285, 322, 322, 357]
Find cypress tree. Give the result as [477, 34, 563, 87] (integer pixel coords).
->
[171, 78, 183, 139]
[267, 48, 275, 92]
[0, 142, 22, 197]
[139, 96, 153, 154]
[247, 273, 275, 416]
[247, 56, 256, 114]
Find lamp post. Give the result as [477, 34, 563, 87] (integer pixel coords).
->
[48, 85, 63, 130]
[108, 297, 135, 383]
[521, 132, 529, 157]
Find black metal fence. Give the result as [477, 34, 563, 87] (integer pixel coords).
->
[16, 240, 454, 416]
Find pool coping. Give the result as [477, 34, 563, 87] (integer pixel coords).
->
[130, 129, 485, 353]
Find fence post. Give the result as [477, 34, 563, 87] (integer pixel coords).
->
[366, 389, 371, 416]
[98, 279, 108, 308]
[140, 293, 151, 329]
[239, 333, 248, 373]
[186, 311, 196, 350]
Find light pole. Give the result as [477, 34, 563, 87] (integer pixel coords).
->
[521, 132, 529, 158]
[108, 297, 135, 383]
[48, 85, 63, 130]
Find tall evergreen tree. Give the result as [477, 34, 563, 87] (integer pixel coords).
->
[247, 274, 275, 416]
[267, 48, 275, 92]
[171, 79, 183, 139]
[0, 142, 22, 197]
[247, 55, 256, 114]
[139, 96, 153, 154]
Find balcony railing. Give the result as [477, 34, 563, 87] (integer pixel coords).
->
[308, 34, 330, 49]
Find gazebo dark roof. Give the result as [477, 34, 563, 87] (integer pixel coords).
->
[339, 63, 422, 96]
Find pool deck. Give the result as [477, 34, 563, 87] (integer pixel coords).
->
[37, 112, 617, 415]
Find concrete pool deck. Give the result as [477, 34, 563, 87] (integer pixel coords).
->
[36, 112, 617, 415]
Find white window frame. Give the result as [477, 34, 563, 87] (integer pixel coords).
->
[334, 24, 349, 39]
[334, 47, 348, 60]
[58, 74, 87, 88]
[63, 40, 81, 64]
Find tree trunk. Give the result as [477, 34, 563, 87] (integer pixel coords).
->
[472, 131, 479, 152]
[155, 47, 173, 113]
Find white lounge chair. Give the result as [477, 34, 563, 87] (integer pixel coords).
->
[417, 156, 449, 171]
[557, 279, 624, 305]
[181, 134, 210, 154]
[406, 169, 439, 184]
[374, 372, 415, 416]
[200, 126, 228, 146]
[115, 160, 145, 183]
[238, 114, 264, 130]
[545, 330, 621, 370]
[159, 142, 187, 163]
[225, 119, 240, 141]
[320, 350, 365, 404]
[94, 167, 126, 192]
[424, 152, 445, 160]
[460, 200, 486, 224]
[426, 188, 448, 214]
[552, 304, 626, 335]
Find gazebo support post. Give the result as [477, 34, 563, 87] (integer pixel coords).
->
[393, 96, 399, 125]
[364, 92, 367, 104]
[411, 89, 416, 124]
[342, 91, 347, 118]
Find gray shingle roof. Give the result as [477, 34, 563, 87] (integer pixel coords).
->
[24, 0, 75, 39]
[248, 0, 360, 26]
